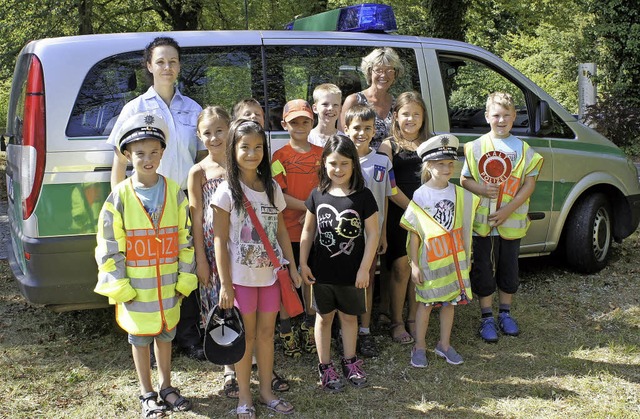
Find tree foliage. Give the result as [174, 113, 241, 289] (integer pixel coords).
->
[586, 0, 640, 105]
[0, 0, 637, 129]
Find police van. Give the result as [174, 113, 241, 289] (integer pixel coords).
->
[4, 4, 640, 311]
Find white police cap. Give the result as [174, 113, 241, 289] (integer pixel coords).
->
[118, 111, 168, 154]
[416, 134, 460, 162]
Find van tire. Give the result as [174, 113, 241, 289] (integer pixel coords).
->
[565, 193, 612, 273]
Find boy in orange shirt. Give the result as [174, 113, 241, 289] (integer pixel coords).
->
[271, 99, 323, 357]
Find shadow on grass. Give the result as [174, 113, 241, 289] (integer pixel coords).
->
[1, 255, 638, 418]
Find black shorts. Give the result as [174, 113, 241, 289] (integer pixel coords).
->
[470, 236, 521, 297]
[311, 283, 367, 315]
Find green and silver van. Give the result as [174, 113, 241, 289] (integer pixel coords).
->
[4, 9, 640, 311]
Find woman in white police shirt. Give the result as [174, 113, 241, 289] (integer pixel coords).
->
[108, 36, 206, 191]
[107, 36, 207, 361]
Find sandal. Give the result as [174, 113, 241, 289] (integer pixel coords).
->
[236, 403, 257, 419]
[159, 386, 192, 412]
[390, 323, 414, 345]
[139, 391, 166, 418]
[259, 398, 294, 415]
[223, 371, 239, 399]
[377, 312, 392, 328]
[271, 370, 290, 392]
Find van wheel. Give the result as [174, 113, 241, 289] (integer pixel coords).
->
[565, 193, 612, 273]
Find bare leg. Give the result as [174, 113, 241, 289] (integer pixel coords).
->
[132, 344, 154, 394]
[437, 305, 455, 350]
[389, 255, 412, 339]
[479, 295, 494, 311]
[338, 312, 358, 359]
[315, 311, 336, 364]
[256, 310, 279, 402]
[155, 339, 172, 391]
[236, 311, 257, 409]
[498, 290, 513, 306]
[414, 303, 432, 350]
[406, 282, 418, 338]
[377, 261, 391, 321]
[359, 257, 377, 330]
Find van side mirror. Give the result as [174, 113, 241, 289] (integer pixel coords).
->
[535, 100, 553, 136]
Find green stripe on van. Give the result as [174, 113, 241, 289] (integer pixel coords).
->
[35, 182, 110, 236]
[457, 135, 625, 158]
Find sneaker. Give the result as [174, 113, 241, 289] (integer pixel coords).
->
[410, 346, 428, 368]
[280, 331, 302, 358]
[341, 356, 368, 388]
[479, 317, 499, 343]
[498, 312, 520, 336]
[357, 333, 378, 358]
[318, 362, 345, 393]
[299, 323, 317, 354]
[434, 343, 464, 365]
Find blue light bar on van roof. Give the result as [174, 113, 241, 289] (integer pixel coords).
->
[285, 3, 397, 33]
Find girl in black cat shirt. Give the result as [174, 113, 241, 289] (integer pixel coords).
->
[299, 135, 379, 393]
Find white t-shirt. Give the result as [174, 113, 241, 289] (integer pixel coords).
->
[106, 86, 205, 190]
[308, 129, 345, 148]
[360, 149, 395, 234]
[212, 180, 288, 287]
[412, 183, 456, 231]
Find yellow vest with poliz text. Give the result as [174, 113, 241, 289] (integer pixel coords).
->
[400, 185, 479, 304]
[94, 176, 197, 336]
[464, 135, 543, 239]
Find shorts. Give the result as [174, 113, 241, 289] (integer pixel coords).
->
[470, 236, 521, 297]
[234, 282, 281, 314]
[128, 327, 177, 347]
[312, 283, 366, 315]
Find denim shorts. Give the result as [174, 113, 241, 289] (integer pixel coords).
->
[128, 327, 177, 347]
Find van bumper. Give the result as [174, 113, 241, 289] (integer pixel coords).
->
[7, 233, 108, 311]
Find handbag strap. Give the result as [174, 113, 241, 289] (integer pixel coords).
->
[242, 194, 283, 270]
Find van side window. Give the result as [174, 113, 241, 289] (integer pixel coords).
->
[264, 45, 420, 131]
[438, 53, 573, 138]
[6, 54, 32, 145]
[66, 47, 261, 138]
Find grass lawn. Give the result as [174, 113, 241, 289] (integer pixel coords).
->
[1, 241, 639, 418]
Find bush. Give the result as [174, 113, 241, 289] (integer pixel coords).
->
[583, 93, 640, 157]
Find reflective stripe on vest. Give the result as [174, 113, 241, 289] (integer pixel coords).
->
[400, 186, 478, 304]
[465, 136, 543, 239]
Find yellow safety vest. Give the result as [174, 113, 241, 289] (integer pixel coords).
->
[400, 185, 479, 304]
[95, 177, 197, 336]
[464, 135, 543, 239]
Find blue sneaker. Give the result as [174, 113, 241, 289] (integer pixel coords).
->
[479, 317, 499, 343]
[498, 312, 520, 336]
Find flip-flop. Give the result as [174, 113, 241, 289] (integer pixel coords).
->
[223, 372, 239, 399]
[236, 404, 256, 419]
[390, 323, 414, 345]
[271, 370, 290, 392]
[377, 312, 392, 327]
[259, 398, 294, 415]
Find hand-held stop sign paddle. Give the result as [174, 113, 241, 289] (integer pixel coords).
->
[478, 151, 512, 220]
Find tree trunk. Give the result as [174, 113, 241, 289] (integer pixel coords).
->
[78, 0, 94, 34]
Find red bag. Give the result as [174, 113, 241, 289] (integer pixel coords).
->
[277, 267, 304, 317]
[243, 195, 303, 317]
